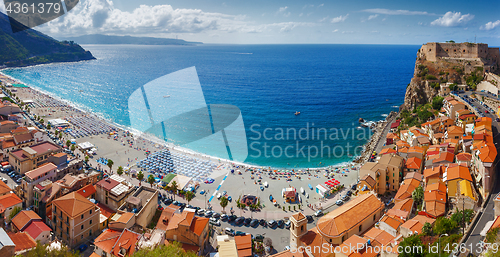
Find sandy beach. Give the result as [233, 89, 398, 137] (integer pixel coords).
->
[0, 71, 381, 217]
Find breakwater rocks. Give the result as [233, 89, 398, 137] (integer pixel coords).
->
[354, 111, 398, 164]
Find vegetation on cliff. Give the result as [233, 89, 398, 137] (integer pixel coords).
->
[0, 12, 95, 67]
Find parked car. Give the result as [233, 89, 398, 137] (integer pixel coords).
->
[197, 209, 205, 215]
[221, 214, 228, 220]
[306, 215, 314, 223]
[277, 220, 284, 228]
[268, 220, 277, 227]
[213, 212, 221, 219]
[336, 200, 343, 205]
[225, 227, 235, 236]
[250, 219, 259, 227]
[205, 210, 213, 217]
[244, 218, 252, 226]
[163, 198, 173, 205]
[341, 195, 349, 201]
[228, 215, 237, 222]
[217, 193, 222, 199]
[235, 231, 246, 236]
[285, 220, 291, 229]
[235, 217, 245, 225]
[259, 219, 267, 226]
[199, 190, 205, 195]
[209, 217, 221, 226]
[254, 234, 265, 241]
[77, 244, 88, 252]
[228, 196, 232, 202]
[314, 210, 323, 217]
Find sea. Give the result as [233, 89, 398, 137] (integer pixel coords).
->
[1, 44, 419, 168]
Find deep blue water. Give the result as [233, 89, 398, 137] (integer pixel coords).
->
[2, 44, 418, 168]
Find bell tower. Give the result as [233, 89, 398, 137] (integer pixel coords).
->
[290, 212, 308, 252]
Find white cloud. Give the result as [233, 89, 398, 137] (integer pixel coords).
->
[367, 14, 379, 20]
[319, 16, 329, 22]
[38, 0, 314, 37]
[276, 6, 291, 17]
[331, 14, 348, 23]
[480, 20, 500, 30]
[430, 11, 474, 27]
[361, 8, 433, 15]
[332, 29, 338, 33]
[342, 31, 354, 34]
[318, 4, 324, 8]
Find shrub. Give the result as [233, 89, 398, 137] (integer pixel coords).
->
[425, 74, 437, 80]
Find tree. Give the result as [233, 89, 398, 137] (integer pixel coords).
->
[47, 123, 51, 130]
[133, 241, 198, 257]
[398, 235, 426, 257]
[147, 175, 155, 187]
[66, 140, 71, 147]
[171, 181, 179, 195]
[58, 133, 63, 139]
[40, 119, 44, 124]
[422, 222, 433, 236]
[9, 206, 22, 220]
[26, 242, 80, 257]
[412, 186, 424, 209]
[137, 171, 144, 181]
[70, 145, 76, 152]
[431, 96, 444, 110]
[107, 159, 114, 172]
[85, 156, 89, 162]
[433, 217, 457, 235]
[220, 196, 228, 211]
[185, 191, 195, 205]
[117, 166, 124, 176]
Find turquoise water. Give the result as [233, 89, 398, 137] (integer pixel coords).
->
[2, 44, 418, 168]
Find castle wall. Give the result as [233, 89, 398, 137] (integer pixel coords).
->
[420, 42, 491, 62]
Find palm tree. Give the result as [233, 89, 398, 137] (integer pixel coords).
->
[117, 166, 124, 176]
[220, 196, 228, 212]
[66, 140, 71, 148]
[107, 159, 114, 173]
[147, 175, 155, 188]
[185, 191, 195, 205]
[70, 145, 76, 152]
[171, 181, 179, 200]
[85, 156, 89, 162]
[137, 171, 144, 185]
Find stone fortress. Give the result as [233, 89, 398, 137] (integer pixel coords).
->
[418, 42, 500, 74]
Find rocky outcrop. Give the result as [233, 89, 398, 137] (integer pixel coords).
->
[403, 77, 439, 110]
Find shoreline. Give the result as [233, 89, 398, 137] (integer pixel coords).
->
[0, 70, 396, 171]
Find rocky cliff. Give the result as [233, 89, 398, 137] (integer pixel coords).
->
[402, 48, 468, 110]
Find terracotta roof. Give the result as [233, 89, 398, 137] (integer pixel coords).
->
[90, 253, 100, 257]
[408, 146, 424, 154]
[360, 174, 376, 188]
[53, 152, 66, 158]
[423, 166, 443, 179]
[96, 178, 120, 191]
[13, 133, 33, 144]
[2, 140, 15, 149]
[426, 182, 446, 193]
[337, 235, 368, 255]
[386, 209, 409, 221]
[379, 148, 397, 155]
[111, 229, 141, 257]
[270, 250, 307, 257]
[190, 217, 209, 236]
[8, 232, 36, 252]
[424, 190, 446, 203]
[404, 172, 422, 181]
[25, 163, 57, 180]
[96, 203, 115, 219]
[394, 179, 420, 201]
[0, 193, 21, 209]
[298, 227, 334, 257]
[316, 193, 383, 238]
[76, 184, 96, 198]
[380, 215, 402, 230]
[456, 153, 472, 162]
[426, 201, 446, 218]
[117, 212, 135, 224]
[363, 227, 395, 246]
[235, 234, 252, 257]
[447, 126, 463, 135]
[94, 229, 122, 253]
[0, 180, 11, 196]
[433, 152, 454, 164]
[23, 220, 51, 239]
[406, 157, 422, 169]
[156, 204, 181, 231]
[291, 213, 306, 221]
[52, 192, 96, 218]
[11, 210, 41, 231]
[401, 215, 435, 234]
[446, 165, 472, 182]
[392, 198, 413, 213]
[478, 143, 497, 163]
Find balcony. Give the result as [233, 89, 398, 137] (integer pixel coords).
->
[65, 221, 69, 226]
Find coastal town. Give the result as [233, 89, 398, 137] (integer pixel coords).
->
[0, 41, 497, 257]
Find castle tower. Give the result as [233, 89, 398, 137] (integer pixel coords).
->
[290, 212, 308, 252]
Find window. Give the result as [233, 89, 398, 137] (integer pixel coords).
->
[89, 210, 92, 215]
[81, 225, 84, 230]
[90, 219, 92, 225]
[301, 225, 304, 232]
[89, 230, 92, 236]
[66, 217, 69, 223]
[81, 235, 83, 239]
[359, 225, 362, 232]
[373, 214, 376, 221]
[81, 214, 84, 219]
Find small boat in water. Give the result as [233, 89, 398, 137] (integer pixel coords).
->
[163, 95, 170, 98]
[295, 111, 301, 115]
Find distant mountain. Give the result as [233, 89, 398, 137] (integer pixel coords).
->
[0, 13, 95, 68]
[62, 34, 202, 46]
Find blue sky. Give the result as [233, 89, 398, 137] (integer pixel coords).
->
[2, 0, 499, 45]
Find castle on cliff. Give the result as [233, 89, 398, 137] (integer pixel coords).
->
[418, 42, 500, 74]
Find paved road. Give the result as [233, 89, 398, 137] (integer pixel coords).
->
[456, 91, 500, 255]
